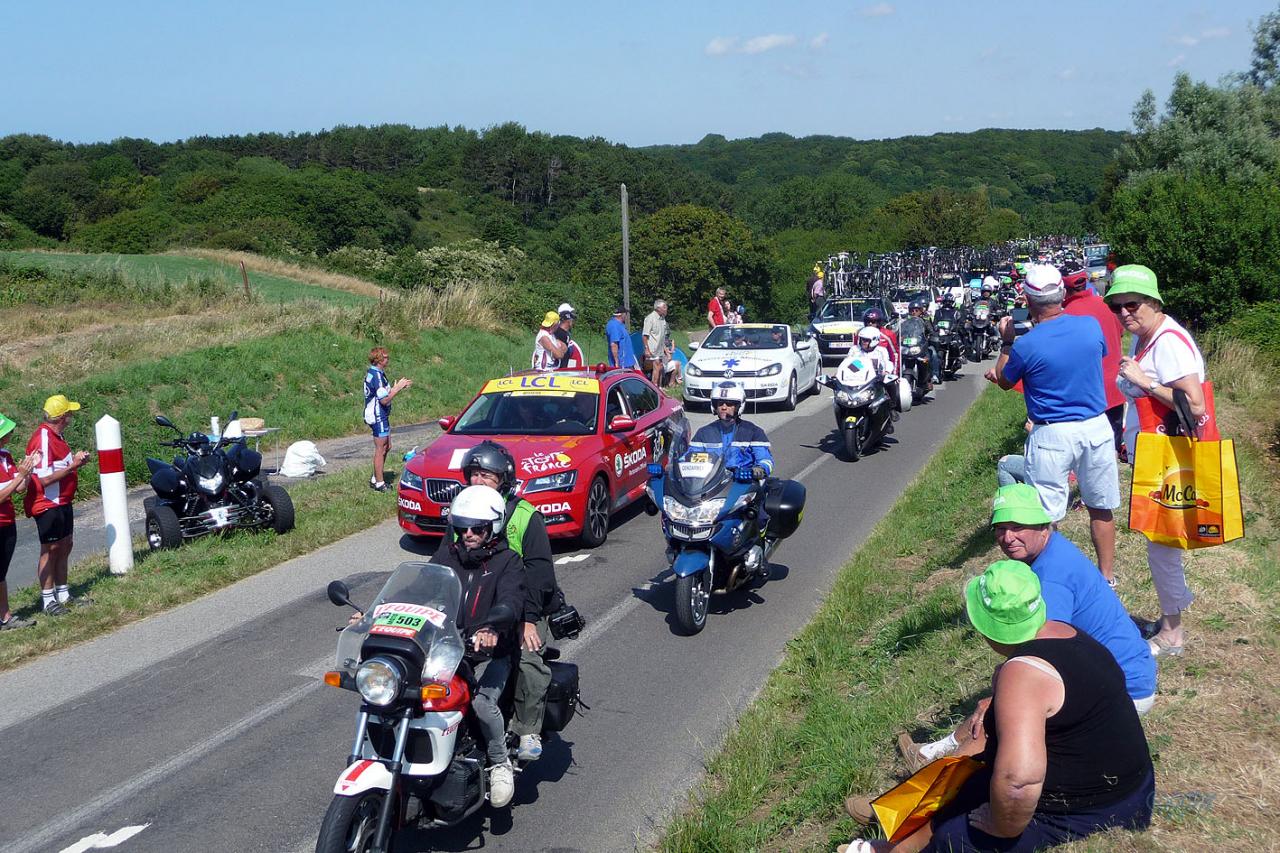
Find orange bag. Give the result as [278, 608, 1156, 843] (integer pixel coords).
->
[1129, 432, 1243, 549]
[871, 756, 984, 842]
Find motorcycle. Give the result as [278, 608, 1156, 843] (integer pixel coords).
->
[932, 309, 964, 380]
[143, 413, 294, 549]
[898, 316, 932, 403]
[318, 562, 583, 853]
[645, 416, 805, 635]
[966, 299, 997, 362]
[817, 357, 898, 462]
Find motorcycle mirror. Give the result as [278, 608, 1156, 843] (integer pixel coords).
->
[227, 409, 239, 422]
[326, 580, 355, 608]
[155, 415, 178, 431]
[646, 462, 663, 479]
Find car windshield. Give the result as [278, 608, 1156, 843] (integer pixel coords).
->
[890, 289, 919, 302]
[816, 300, 879, 322]
[665, 414, 731, 500]
[452, 374, 600, 436]
[701, 325, 789, 350]
[336, 562, 466, 683]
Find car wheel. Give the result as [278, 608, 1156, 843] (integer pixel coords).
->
[782, 374, 798, 411]
[578, 475, 611, 548]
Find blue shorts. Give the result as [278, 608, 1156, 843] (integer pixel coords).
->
[370, 416, 390, 439]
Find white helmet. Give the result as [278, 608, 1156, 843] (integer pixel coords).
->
[449, 485, 506, 538]
[857, 326, 881, 349]
[710, 381, 746, 407]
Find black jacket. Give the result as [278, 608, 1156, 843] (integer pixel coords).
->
[431, 534, 527, 657]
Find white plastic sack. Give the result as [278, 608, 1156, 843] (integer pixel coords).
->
[279, 440, 327, 477]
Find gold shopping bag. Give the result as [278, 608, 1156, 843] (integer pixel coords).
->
[1129, 432, 1244, 549]
[871, 755, 984, 842]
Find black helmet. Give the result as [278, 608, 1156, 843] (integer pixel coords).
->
[942, 291, 957, 306]
[861, 307, 885, 326]
[461, 441, 517, 495]
[908, 294, 930, 313]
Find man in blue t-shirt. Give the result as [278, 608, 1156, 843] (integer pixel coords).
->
[985, 263, 1119, 583]
[605, 306, 638, 369]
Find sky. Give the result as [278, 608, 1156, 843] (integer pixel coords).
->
[1, 1, 1271, 147]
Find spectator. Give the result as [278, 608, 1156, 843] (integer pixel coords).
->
[985, 264, 1120, 585]
[808, 268, 825, 320]
[1062, 268, 1126, 455]
[0, 413, 37, 630]
[553, 303, 580, 368]
[605, 306, 639, 369]
[1108, 265, 1207, 658]
[707, 287, 728, 329]
[364, 347, 412, 492]
[532, 310, 566, 371]
[996, 421, 1034, 487]
[25, 395, 92, 616]
[842, 562, 1154, 853]
[642, 300, 671, 386]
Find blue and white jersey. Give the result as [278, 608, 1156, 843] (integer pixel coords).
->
[690, 419, 774, 476]
[363, 365, 391, 425]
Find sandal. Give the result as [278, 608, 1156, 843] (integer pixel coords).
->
[1149, 635, 1184, 657]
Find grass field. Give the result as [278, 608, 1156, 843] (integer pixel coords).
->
[658, 343, 1280, 852]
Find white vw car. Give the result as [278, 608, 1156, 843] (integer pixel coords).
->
[683, 323, 820, 411]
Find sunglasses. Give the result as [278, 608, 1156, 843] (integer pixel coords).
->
[457, 523, 491, 536]
[1108, 300, 1144, 315]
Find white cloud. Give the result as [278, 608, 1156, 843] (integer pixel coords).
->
[741, 33, 798, 54]
[1200, 26, 1230, 40]
[705, 36, 738, 57]
[1058, 67, 1077, 80]
[809, 32, 830, 51]
[1168, 53, 1187, 67]
[860, 3, 895, 17]
[1174, 34, 1199, 47]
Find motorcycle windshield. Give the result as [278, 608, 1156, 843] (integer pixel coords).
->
[193, 455, 221, 479]
[836, 356, 877, 391]
[900, 317, 926, 347]
[336, 562, 467, 683]
[664, 416, 731, 502]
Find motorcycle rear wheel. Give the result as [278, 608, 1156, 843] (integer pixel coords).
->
[675, 571, 710, 635]
[315, 791, 386, 853]
[262, 484, 296, 534]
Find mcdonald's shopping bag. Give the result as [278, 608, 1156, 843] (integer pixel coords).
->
[871, 756, 984, 843]
[1129, 432, 1243, 549]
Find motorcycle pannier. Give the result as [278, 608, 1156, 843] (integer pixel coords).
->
[428, 756, 482, 823]
[763, 479, 807, 540]
[542, 661, 580, 733]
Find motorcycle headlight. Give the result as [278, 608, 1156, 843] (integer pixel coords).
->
[836, 390, 852, 405]
[759, 363, 782, 377]
[197, 472, 224, 492]
[851, 389, 874, 405]
[399, 470, 423, 491]
[686, 363, 703, 377]
[356, 656, 403, 706]
[904, 345, 922, 356]
[524, 470, 577, 493]
[663, 495, 725, 525]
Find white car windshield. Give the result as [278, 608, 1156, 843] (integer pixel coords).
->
[701, 325, 789, 350]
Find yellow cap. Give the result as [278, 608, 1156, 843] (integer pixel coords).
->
[541, 310, 560, 327]
[43, 394, 81, 418]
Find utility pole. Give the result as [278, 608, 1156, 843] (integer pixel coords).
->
[620, 183, 630, 312]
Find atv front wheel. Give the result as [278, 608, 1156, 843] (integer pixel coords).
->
[146, 505, 183, 550]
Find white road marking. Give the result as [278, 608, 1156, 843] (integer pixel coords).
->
[15, 681, 320, 853]
[58, 824, 149, 853]
[555, 553, 592, 565]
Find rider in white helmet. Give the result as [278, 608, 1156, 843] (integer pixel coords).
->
[836, 326, 896, 387]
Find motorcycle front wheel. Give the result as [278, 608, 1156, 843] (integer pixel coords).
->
[843, 422, 862, 462]
[315, 791, 386, 853]
[675, 571, 710, 635]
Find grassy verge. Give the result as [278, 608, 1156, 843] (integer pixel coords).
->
[659, 359, 1280, 852]
[0, 466, 402, 672]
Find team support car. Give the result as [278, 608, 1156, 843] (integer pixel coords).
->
[683, 323, 820, 411]
[397, 367, 682, 548]
[808, 296, 896, 364]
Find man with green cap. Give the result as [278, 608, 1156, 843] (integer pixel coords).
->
[0, 413, 38, 629]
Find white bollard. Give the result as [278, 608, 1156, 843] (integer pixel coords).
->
[95, 415, 134, 575]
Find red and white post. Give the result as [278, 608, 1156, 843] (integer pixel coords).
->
[95, 415, 134, 575]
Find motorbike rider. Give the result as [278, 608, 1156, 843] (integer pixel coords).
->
[459, 441, 561, 764]
[431, 485, 527, 809]
[860, 307, 897, 367]
[905, 294, 940, 385]
[837, 326, 898, 431]
[690, 382, 775, 565]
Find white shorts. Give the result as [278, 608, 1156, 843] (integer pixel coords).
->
[1025, 414, 1121, 520]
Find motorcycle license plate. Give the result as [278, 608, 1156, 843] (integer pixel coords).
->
[210, 506, 231, 528]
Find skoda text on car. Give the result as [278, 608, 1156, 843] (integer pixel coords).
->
[683, 324, 820, 411]
[807, 297, 896, 364]
[397, 367, 682, 547]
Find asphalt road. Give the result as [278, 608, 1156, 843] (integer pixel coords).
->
[0, 364, 991, 853]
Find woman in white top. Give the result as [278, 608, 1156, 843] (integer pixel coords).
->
[531, 310, 566, 371]
[1107, 264, 1207, 658]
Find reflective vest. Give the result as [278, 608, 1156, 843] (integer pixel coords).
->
[505, 498, 537, 557]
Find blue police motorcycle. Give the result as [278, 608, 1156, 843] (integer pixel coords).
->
[647, 415, 805, 634]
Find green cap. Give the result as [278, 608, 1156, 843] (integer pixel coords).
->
[1106, 264, 1162, 304]
[0, 412, 13, 440]
[990, 483, 1051, 526]
[965, 560, 1047, 645]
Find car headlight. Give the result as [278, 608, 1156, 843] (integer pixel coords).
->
[197, 473, 224, 492]
[686, 363, 703, 377]
[524, 470, 577, 493]
[399, 470, 423, 491]
[356, 656, 403, 706]
[760, 363, 782, 377]
[663, 495, 726, 525]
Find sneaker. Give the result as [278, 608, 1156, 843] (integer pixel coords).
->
[837, 841, 877, 853]
[897, 732, 934, 774]
[369, 477, 388, 492]
[43, 601, 71, 617]
[0, 615, 35, 631]
[1149, 635, 1184, 658]
[843, 794, 876, 826]
[488, 761, 515, 808]
[517, 733, 543, 762]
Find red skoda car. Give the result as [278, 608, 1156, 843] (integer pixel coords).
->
[397, 367, 682, 547]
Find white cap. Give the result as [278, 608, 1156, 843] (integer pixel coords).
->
[1023, 264, 1064, 299]
[557, 303, 576, 315]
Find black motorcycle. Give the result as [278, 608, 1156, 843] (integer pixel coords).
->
[898, 316, 932, 403]
[818, 363, 896, 462]
[144, 413, 294, 549]
[966, 298, 998, 362]
[932, 308, 964, 380]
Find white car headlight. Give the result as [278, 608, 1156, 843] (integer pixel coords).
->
[356, 656, 403, 706]
[686, 363, 703, 377]
[197, 473, 224, 492]
[760, 363, 782, 377]
[524, 470, 577, 493]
